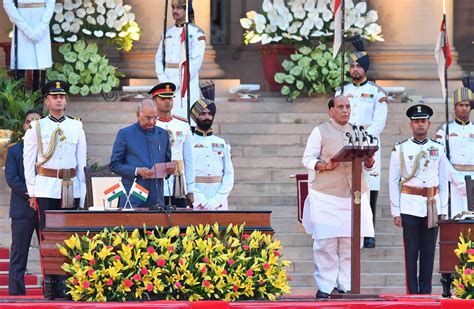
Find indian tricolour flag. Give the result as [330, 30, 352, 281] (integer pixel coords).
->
[130, 181, 149, 202]
[104, 182, 126, 202]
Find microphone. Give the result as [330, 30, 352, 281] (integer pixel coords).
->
[359, 126, 371, 148]
[352, 125, 361, 148]
[345, 132, 353, 145]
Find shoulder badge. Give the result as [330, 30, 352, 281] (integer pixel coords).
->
[172, 115, 188, 123]
[430, 138, 443, 145]
[190, 24, 205, 35]
[395, 138, 408, 146]
[67, 115, 82, 121]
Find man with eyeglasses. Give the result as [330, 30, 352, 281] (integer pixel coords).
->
[110, 99, 172, 208]
[151, 82, 195, 208]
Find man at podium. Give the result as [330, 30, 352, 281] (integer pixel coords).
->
[302, 95, 375, 298]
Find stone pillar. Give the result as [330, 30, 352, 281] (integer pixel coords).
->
[367, 0, 464, 96]
[119, 0, 224, 79]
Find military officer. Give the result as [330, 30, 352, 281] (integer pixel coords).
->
[389, 104, 449, 294]
[3, 0, 55, 90]
[190, 98, 234, 210]
[23, 80, 87, 225]
[336, 34, 388, 248]
[435, 87, 473, 217]
[155, 0, 206, 120]
[150, 82, 195, 208]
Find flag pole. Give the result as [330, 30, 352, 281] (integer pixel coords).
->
[185, 0, 191, 123]
[340, 0, 345, 94]
[162, 0, 169, 71]
[442, 0, 451, 219]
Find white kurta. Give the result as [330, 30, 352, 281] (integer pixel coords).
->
[155, 24, 206, 119]
[3, 0, 54, 70]
[23, 115, 87, 207]
[192, 133, 234, 210]
[436, 120, 473, 217]
[155, 116, 195, 196]
[337, 80, 388, 191]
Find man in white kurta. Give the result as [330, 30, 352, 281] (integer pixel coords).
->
[155, 0, 206, 120]
[190, 98, 234, 210]
[3, 0, 55, 90]
[302, 95, 375, 298]
[336, 34, 387, 248]
[150, 82, 195, 208]
[435, 87, 473, 217]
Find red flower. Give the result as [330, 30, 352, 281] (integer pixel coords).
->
[206, 233, 214, 239]
[175, 282, 182, 289]
[263, 263, 270, 270]
[258, 280, 264, 286]
[89, 259, 96, 266]
[82, 281, 90, 289]
[465, 268, 473, 275]
[178, 259, 184, 265]
[246, 269, 254, 277]
[115, 255, 121, 261]
[243, 245, 249, 251]
[202, 257, 210, 263]
[133, 274, 142, 281]
[459, 283, 466, 289]
[147, 247, 155, 254]
[228, 259, 235, 265]
[180, 233, 186, 237]
[106, 278, 113, 286]
[141, 267, 148, 275]
[288, 275, 293, 282]
[146, 230, 152, 235]
[203, 280, 210, 287]
[201, 267, 207, 273]
[168, 246, 174, 252]
[74, 254, 81, 260]
[87, 269, 94, 276]
[243, 234, 250, 239]
[128, 244, 134, 248]
[157, 259, 166, 267]
[73, 278, 79, 285]
[468, 249, 474, 255]
[106, 245, 113, 249]
[274, 250, 281, 256]
[124, 279, 133, 288]
[147, 284, 154, 292]
[222, 269, 228, 275]
[232, 285, 239, 291]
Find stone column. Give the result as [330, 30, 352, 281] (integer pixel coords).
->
[367, 0, 463, 96]
[119, 0, 224, 79]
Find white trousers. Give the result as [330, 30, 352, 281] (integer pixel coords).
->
[313, 237, 363, 293]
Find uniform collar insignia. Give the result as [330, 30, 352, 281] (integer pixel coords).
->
[352, 78, 368, 87]
[158, 116, 173, 122]
[195, 127, 213, 137]
[49, 114, 66, 123]
[455, 118, 470, 126]
[411, 137, 428, 145]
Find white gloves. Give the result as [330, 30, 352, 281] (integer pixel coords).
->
[201, 198, 221, 210]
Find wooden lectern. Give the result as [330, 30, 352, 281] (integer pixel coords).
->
[332, 145, 378, 295]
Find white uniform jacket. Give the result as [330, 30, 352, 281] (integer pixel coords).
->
[337, 80, 388, 191]
[155, 24, 206, 119]
[156, 115, 195, 196]
[23, 115, 87, 207]
[3, 0, 54, 70]
[389, 138, 449, 218]
[192, 133, 234, 210]
[436, 120, 473, 216]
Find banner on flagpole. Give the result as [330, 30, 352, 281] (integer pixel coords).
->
[333, 0, 342, 59]
[434, 17, 452, 99]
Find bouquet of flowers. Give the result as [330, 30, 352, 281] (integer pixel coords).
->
[51, 0, 141, 51]
[58, 223, 291, 302]
[240, 0, 383, 45]
[453, 230, 474, 298]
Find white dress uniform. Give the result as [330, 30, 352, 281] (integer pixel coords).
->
[192, 131, 234, 210]
[155, 115, 195, 197]
[155, 24, 206, 119]
[3, 0, 54, 70]
[302, 121, 374, 293]
[337, 80, 388, 190]
[436, 120, 473, 217]
[23, 115, 87, 207]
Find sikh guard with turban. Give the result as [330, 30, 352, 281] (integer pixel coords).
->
[155, 0, 206, 120]
[336, 33, 388, 248]
[190, 98, 234, 210]
[435, 87, 473, 217]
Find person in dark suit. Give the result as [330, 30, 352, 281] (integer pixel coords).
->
[6, 110, 42, 295]
[110, 99, 173, 208]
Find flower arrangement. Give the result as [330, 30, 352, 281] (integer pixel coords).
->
[47, 41, 121, 96]
[453, 230, 474, 298]
[51, 0, 141, 52]
[57, 223, 291, 302]
[240, 0, 384, 45]
[275, 43, 349, 100]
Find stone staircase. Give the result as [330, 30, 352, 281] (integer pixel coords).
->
[0, 96, 454, 295]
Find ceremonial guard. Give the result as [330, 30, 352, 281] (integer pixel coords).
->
[190, 98, 234, 210]
[155, 0, 206, 119]
[336, 34, 388, 248]
[151, 82, 195, 207]
[3, 0, 55, 90]
[302, 96, 375, 298]
[23, 80, 87, 224]
[435, 87, 474, 217]
[389, 104, 449, 294]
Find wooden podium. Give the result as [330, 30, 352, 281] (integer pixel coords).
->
[40, 209, 272, 298]
[332, 145, 378, 295]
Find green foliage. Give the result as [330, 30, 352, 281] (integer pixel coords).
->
[0, 69, 42, 143]
[274, 43, 350, 101]
[47, 40, 121, 97]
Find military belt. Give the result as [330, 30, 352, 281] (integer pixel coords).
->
[17, 3, 45, 8]
[195, 176, 222, 183]
[453, 164, 474, 172]
[37, 167, 76, 179]
[401, 185, 439, 197]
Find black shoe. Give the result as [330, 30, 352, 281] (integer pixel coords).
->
[316, 290, 330, 299]
[364, 237, 375, 248]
